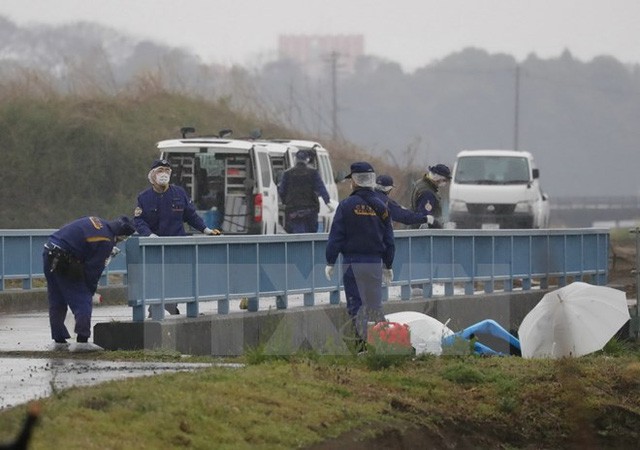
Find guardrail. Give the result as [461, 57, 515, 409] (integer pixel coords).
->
[0, 229, 127, 291]
[125, 228, 609, 322]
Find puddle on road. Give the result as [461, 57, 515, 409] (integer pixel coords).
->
[0, 357, 243, 410]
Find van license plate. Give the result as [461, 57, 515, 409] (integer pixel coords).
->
[482, 223, 500, 230]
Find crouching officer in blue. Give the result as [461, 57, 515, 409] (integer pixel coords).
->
[410, 164, 452, 229]
[43, 216, 136, 352]
[135, 159, 221, 316]
[278, 149, 334, 233]
[325, 162, 395, 351]
[374, 175, 434, 227]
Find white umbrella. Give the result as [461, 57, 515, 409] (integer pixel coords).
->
[518, 282, 630, 359]
[385, 311, 454, 355]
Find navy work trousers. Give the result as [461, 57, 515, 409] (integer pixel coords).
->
[342, 256, 385, 339]
[43, 252, 92, 342]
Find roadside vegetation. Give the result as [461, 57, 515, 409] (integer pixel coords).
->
[0, 343, 639, 449]
[0, 76, 378, 229]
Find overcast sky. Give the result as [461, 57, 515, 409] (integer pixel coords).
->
[1, 0, 639, 71]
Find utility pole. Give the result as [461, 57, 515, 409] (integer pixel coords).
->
[514, 64, 520, 150]
[329, 51, 339, 141]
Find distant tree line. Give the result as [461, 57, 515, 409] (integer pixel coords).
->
[1, 14, 639, 220]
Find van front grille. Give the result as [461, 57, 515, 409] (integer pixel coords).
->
[467, 203, 516, 215]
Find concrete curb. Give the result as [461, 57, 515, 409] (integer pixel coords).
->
[94, 290, 548, 356]
[0, 286, 127, 314]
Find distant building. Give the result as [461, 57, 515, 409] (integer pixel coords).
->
[278, 34, 364, 77]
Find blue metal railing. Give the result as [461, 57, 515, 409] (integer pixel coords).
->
[125, 229, 609, 322]
[0, 229, 128, 291]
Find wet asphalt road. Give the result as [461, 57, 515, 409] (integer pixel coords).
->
[0, 292, 344, 410]
[0, 299, 259, 411]
[0, 286, 430, 410]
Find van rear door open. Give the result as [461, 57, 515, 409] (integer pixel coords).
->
[158, 139, 280, 234]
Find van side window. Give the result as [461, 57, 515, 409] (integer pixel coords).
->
[270, 155, 287, 185]
[258, 152, 272, 186]
[318, 155, 330, 184]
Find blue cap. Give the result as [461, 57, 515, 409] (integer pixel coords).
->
[376, 175, 394, 187]
[429, 164, 451, 179]
[345, 161, 375, 179]
[151, 159, 171, 170]
[295, 149, 310, 162]
[108, 216, 136, 236]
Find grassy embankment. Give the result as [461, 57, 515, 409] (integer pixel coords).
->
[0, 342, 639, 449]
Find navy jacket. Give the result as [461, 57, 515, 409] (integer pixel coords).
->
[326, 188, 395, 269]
[278, 163, 330, 212]
[373, 190, 429, 226]
[49, 216, 119, 295]
[134, 185, 207, 236]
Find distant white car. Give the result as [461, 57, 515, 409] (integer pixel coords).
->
[448, 149, 550, 229]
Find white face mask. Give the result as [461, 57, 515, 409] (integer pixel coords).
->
[155, 173, 171, 186]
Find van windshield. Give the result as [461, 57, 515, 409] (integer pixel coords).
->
[454, 156, 530, 184]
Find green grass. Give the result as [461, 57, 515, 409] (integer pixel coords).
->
[1, 344, 640, 449]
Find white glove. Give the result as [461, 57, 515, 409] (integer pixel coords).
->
[149, 233, 159, 238]
[105, 247, 121, 266]
[326, 203, 335, 213]
[325, 265, 334, 281]
[425, 215, 435, 225]
[382, 268, 393, 285]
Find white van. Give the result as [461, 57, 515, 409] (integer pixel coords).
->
[157, 136, 285, 234]
[448, 149, 550, 229]
[266, 139, 339, 232]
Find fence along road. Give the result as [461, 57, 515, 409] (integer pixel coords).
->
[0, 228, 609, 321]
[124, 228, 608, 321]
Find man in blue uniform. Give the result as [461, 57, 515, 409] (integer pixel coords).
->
[278, 149, 334, 233]
[134, 159, 221, 237]
[43, 215, 136, 352]
[374, 175, 434, 227]
[410, 164, 452, 229]
[325, 162, 395, 351]
[134, 159, 221, 316]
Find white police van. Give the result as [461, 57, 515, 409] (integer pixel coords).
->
[448, 149, 550, 229]
[266, 139, 340, 232]
[156, 130, 284, 234]
[156, 130, 339, 234]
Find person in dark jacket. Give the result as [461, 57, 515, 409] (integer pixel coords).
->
[278, 149, 334, 233]
[134, 159, 221, 316]
[325, 161, 395, 351]
[43, 216, 136, 352]
[134, 159, 221, 237]
[410, 164, 452, 229]
[374, 174, 434, 227]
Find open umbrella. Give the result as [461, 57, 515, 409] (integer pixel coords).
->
[518, 282, 630, 359]
[385, 311, 454, 355]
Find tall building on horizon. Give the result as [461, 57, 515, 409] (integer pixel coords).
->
[278, 34, 364, 77]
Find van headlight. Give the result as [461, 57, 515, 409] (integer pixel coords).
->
[449, 200, 466, 212]
[514, 201, 533, 213]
